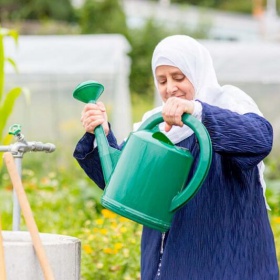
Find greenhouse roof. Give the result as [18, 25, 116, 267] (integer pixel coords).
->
[5, 34, 131, 75]
[201, 40, 280, 84]
[5, 35, 280, 84]
[4, 35, 132, 143]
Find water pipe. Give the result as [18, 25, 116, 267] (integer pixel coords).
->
[0, 124, 55, 231]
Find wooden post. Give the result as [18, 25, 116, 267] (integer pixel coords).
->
[3, 152, 55, 280]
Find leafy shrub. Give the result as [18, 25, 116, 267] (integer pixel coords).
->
[78, 0, 128, 36]
[0, 0, 75, 22]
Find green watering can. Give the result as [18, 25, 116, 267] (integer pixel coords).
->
[73, 81, 212, 232]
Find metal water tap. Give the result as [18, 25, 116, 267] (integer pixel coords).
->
[5, 124, 56, 157]
[9, 124, 26, 143]
[0, 124, 56, 230]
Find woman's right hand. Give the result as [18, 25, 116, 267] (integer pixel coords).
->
[80, 102, 109, 136]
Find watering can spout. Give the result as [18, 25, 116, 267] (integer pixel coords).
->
[94, 127, 119, 183]
[72, 80, 120, 183]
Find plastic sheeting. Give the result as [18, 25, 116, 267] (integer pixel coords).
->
[5, 34, 132, 144]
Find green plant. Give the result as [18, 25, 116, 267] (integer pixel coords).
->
[0, 28, 22, 146]
[78, 209, 141, 280]
[271, 216, 280, 266]
[0, 0, 75, 22]
[127, 19, 174, 97]
[78, 0, 128, 36]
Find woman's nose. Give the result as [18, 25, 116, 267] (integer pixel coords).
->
[166, 82, 178, 96]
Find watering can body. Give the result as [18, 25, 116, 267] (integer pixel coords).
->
[101, 130, 194, 232]
[73, 81, 212, 233]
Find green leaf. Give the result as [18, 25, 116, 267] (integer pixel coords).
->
[2, 133, 13, 145]
[0, 87, 22, 142]
[5, 57, 18, 73]
[0, 36, 4, 101]
[0, 27, 19, 102]
[0, 28, 18, 44]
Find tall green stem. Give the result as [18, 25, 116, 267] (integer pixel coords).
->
[0, 35, 4, 103]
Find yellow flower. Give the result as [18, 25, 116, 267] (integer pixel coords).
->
[110, 221, 118, 229]
[120, 227, 127, 233]
[95, 218, 104, 225]
[274, 217, 280, 224]
[93, 227, 100, 233]
[101, 209, 117, 219]
[114, 243, 123, 250]
[100, 228, 108, 235]
[83, 244, 93, 254]
[103, 247, 117, 254]
[119, 216, 130, 223]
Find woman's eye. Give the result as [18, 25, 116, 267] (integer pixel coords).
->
[158, 80, 166, 85]
[174, 76, 185, 81]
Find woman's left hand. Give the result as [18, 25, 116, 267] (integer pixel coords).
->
[162, 97, 194, 132]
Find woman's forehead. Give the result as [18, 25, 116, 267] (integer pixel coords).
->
[155, 65, 183, 75]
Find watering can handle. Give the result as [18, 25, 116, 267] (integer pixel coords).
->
[137, 112, 212, 212]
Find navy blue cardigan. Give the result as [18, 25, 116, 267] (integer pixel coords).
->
[74, 103, 279, 280]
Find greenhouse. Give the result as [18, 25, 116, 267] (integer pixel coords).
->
[4, 34, 280, 155]
[5, 34, 132, 144]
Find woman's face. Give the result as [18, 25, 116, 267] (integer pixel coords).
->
[155, 65, 195, 102]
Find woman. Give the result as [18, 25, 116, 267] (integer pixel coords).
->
[74, 35, 279, 279]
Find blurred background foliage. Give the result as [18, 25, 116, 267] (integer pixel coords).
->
[160, 0, 280, 14]
[0, 0, 75, 21]
[1, 0, 280, 21]
[78, 0, 128, 36]
[1, 0, 274, 97]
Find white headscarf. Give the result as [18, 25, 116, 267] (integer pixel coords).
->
[135, 35, 269, 209]
[151, 35, 262, 115]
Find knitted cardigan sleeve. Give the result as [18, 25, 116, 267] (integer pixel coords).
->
[201, 102, 273, 169]
[73, 129, 121, 189]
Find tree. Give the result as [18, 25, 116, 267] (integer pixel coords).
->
[0, 0, 75, 22]
[127, 20, 171, 97]
[78, 0, 128, 36]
